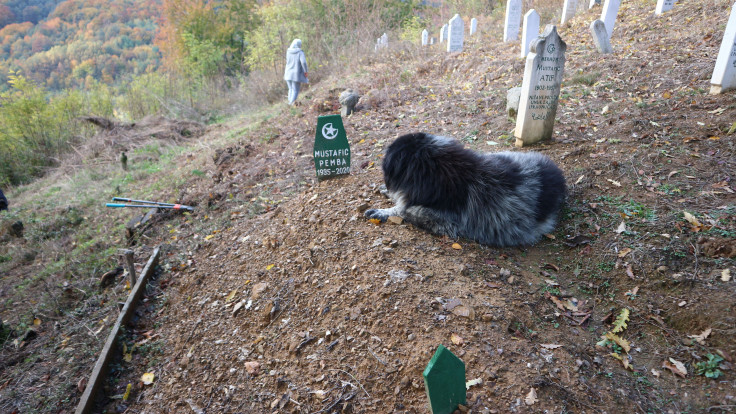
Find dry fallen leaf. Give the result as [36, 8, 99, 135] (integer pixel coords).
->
[525, 388, 538, 405]
[625, 263, 636, 279]
[663, 358, 687, 378]
[122, 383, 132, 401]
[683, 211, 700, 225]
[651, 368, 661, 378]
[618, 248, 632, 258]
[548, 294, 566, 311]
[369, 218, 381, 225]
[540, 344, 563, 349]
[451, 243, 462, 250]
[616, 221, 627, 234]
[722, 269, 731, 282]
[605, 332, 631, 353]
[610, 352, 633, 370]
[450, 333, 464, 345]
[607, 179, 622, 187]
[225, 289, 238, 303]
[688, 328, 712, 345]
[625, 286, 639, 299]
[141, 372, 155, 385]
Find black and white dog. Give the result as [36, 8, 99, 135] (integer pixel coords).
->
[365, 133, 566, 247]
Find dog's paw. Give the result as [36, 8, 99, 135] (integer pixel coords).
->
[364, 208, 389, 222]
[378, 184, 389, 198]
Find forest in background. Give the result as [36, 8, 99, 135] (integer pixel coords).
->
[0, 0, 499, 187]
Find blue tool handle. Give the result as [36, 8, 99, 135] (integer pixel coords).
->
[106, 203, 128, 208]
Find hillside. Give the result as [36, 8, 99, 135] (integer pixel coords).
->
[0, 0, 161, 91]
[1, 0, 735, 412]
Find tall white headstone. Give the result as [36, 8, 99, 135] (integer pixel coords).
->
[655, 0, 675, 14]
[422, 29, 429, 46]
[440, 24, 448, 43]
[710, 2, 736, 94]
[447, 14, 465, 52]
[470, 18, 478, 35]
[504, 0, 523, 42]
[521, 10, 540, 58]
[590, 19, 612, 54]
[601, 0, 621, 38]
[514, 25, 567, 147]
[561, 0, 578, 24]
[381, 33, 388, 46]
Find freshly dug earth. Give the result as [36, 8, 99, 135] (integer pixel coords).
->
[109, 2, 735, 412]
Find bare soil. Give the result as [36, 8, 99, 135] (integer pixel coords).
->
[2, 0, 735, 413]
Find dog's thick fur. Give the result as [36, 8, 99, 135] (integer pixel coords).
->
[365, 133, 566, 247]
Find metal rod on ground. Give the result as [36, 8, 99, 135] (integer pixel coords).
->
[112, 197, 176, 206]
[106, 203, 194, 211]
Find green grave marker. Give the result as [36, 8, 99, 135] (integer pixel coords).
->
[313, 114, 351, 180]
[423, 345, 466, 414]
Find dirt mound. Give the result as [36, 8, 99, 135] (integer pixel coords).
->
[79, 115, 206, 161]
[107, 0, 736, 410]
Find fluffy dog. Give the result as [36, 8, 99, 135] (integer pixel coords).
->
[365, 133, 566, 247]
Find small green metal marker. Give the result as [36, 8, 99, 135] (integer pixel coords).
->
[423, 345, 466, 414]
[313, 114, 351, 180]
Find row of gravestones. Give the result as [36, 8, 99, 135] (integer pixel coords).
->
[420, 15, 479, 52]
[508, 0, 736, 146]
[503, 0, 619, 54]
[375, 0, 734, 147]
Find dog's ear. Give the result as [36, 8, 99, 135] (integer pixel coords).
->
[382, 133, 428, 189]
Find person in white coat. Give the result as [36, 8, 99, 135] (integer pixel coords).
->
[284, 39, 309, 105]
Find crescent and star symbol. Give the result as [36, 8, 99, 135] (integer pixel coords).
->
[322, 123, 339, 140]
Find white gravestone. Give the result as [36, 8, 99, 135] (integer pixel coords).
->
[440, 24, 448, 43]
[422, 29, 429, 46]
[655, 0, 675, 14]
[710, 2, 736, 94]
[381, 33, 388, 47]
[514, 25, 567, 147]
[504, 0, 523, 42]
[447, 14, 465, 52]
[655, 0, 674, 15]
[561, 0, 578, 24]
[601, 0, 621, 38]
[590, 19, 612, 54]
[521, 10, 540, 58]
[470, 18, 478, 35]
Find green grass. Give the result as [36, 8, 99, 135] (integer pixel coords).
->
[570, 71, 600, 86]
[619, 200, 657, 222]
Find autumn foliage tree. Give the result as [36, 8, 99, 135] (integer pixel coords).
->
[156, 0, 256, 76]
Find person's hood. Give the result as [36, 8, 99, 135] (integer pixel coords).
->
[287, 39, 302, 53]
